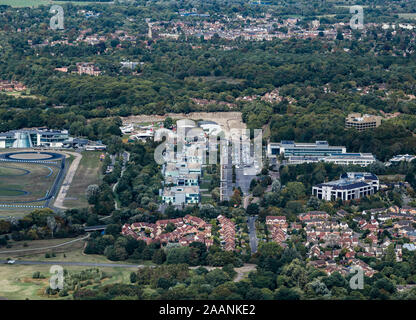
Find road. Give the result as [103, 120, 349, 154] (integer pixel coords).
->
[247, 216, 258, 254]
[0, 235, 89, 254]
[54, 151, 83, 209]
[0, 260, 143, 269]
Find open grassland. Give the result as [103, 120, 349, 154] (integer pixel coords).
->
[0, 237, 86, 258]
[0, 238, 148, 300]
[0, 207, 37, 218]
[0, 264, 131, 300]
[0, 237, 153, 266]
[63, 151, 103, 208]
[0, 162, 60, 203]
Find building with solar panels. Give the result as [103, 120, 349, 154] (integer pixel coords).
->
[312, 172, 379, 201]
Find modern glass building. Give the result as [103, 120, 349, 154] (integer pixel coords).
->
[0, 129, 69, 149]
[268, 140, 346, 157]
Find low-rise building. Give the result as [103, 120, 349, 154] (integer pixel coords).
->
[345, 113, 382, 131]
[0, 129, 69, 148]
[217, 215, 236, 251]
[312, 172, 379, 201]
[267, 140, 346, 158]
[76, 62, 101, 76]
[321, 153, 376, 166]
[286, 152, 376, 166]
[386, 154, 416, 166]
[162, 186, 200, 205]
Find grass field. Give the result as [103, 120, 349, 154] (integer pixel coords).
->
[0, 264, 131, 300]
[63, 151, 104, 209]
[0, 0, 112, 7]
[0, 237, 149, 300]
[0, 207, 37, 218]
[0, 162, 60, 203]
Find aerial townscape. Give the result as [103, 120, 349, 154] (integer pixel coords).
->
[2, 0, 416, 307]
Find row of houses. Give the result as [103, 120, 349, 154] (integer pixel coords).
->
[266, 216, 288, 245]
[0, 80, 26, 92]
[265, 207, 416, 277]
[309, 258, 377, 278]
[217, 215, 236, 251]
[121, 214, 213, 247]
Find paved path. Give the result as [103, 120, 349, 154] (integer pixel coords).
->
[105, 151, 130, 215]
[0, 235, 89, 254]
[189, 264, 256, 282]
[0, 260, 143, 269]
[247, 216, 258, 254]
[54, 151, 83, 209]
[234, 264, 256, 282]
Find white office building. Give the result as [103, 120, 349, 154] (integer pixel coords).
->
[268, 140, 346, 158]
[321, 153, 376, 167]
[386, 154, 416, 166]
[312, 172, 379, 201]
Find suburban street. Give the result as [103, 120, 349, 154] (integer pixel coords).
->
[247, 216, 258, 254]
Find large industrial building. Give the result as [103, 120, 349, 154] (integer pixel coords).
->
[312, 172, 379, 201]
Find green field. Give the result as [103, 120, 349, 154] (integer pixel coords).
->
[0, 162, 59, 203]
[0, 237, 147, 300]
[63, 151, 104, 209]
[0, 0, 112, 7]
[0, 264, 131, 300]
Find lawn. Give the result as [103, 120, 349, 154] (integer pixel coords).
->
[63, 151, 104, 209]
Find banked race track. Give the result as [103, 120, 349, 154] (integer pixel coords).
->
[0, 151, 66, 209]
